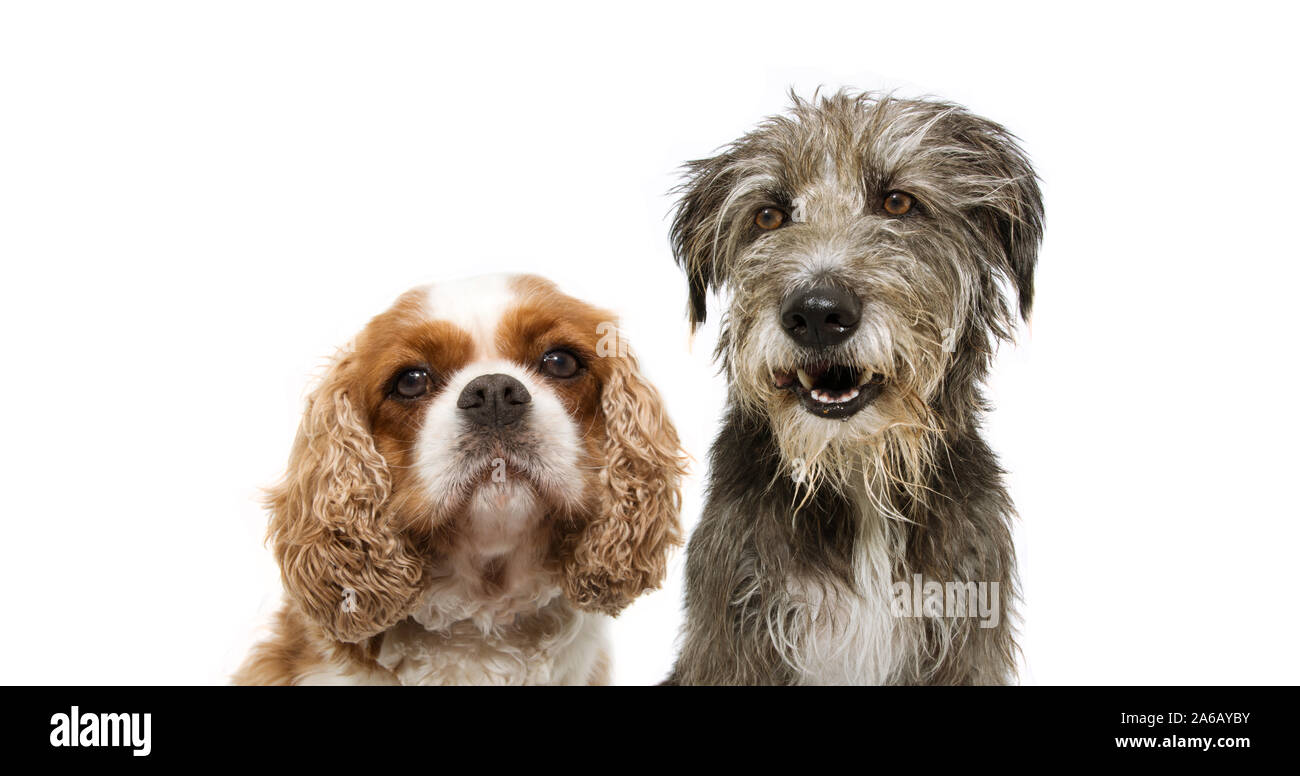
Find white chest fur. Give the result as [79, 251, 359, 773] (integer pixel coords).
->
[377, 480, 608, 686]
[375, 602, 607, 686]
[787, 483, 917, 686]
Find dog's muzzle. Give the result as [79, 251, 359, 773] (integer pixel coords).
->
[774, 284, 882, 419]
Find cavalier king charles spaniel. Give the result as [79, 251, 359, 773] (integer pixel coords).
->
[235, 274, 684, 685]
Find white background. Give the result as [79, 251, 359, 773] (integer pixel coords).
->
[2, 1, 1297, 685]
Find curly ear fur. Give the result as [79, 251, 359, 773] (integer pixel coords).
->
[267, 353, 425, 643]
[563, 349, 686, 615]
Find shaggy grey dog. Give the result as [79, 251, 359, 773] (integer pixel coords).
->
[666, 91, 1043, 685]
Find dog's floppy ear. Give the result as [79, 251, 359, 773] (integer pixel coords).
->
[563, 345, 685, 615]
[960, 115, 1045, 322]
[267, 352, 424, 643]
[671, 154, 737, 331]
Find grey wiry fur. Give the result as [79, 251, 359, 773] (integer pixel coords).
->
[666, 90, 1043, 685]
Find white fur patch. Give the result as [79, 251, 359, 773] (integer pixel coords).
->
[295, 664, 399, 686]
[424, 274, 516, 359]
[788, 476, 916, 685]
[386, 477, 608, 685]
[376, 602, 609, 686]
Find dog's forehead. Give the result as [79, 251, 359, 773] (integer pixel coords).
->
[751, 98, 954, 187]
[418, 273, 601, 361]
[422, 274, 519, 354]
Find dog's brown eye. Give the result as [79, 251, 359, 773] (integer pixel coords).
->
[393, 368, 431, 399]
[883, 191, 914, 216]
[755, 207, 787, 230]
[539, 349, 581, 379]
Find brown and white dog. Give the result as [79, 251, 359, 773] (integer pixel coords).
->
[235, 274, 684, 685]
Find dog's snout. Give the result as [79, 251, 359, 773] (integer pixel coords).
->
[457, 373, 531, 427]
[779, 285, 862, 347]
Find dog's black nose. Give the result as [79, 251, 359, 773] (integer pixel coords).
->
[457, 373, 531, 427]
[779, 284, 862, 347]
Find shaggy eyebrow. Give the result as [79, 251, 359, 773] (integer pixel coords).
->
[756, 188, 795, 208]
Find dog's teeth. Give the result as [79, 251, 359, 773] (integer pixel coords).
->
[810, 387, 861, 405]
[796, 369, 814, 390]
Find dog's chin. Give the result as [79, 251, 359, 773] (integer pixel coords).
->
[468, 476, 539, 513]
[433, 454, 582, 521]
[476, 467, 574, 512]
[772, 363, 886, 421]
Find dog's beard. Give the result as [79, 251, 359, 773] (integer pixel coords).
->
[768, 387, 940, 511]
[724, 302, 949, 511]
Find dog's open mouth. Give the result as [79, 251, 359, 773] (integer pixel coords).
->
[773, 363, 885, 419]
